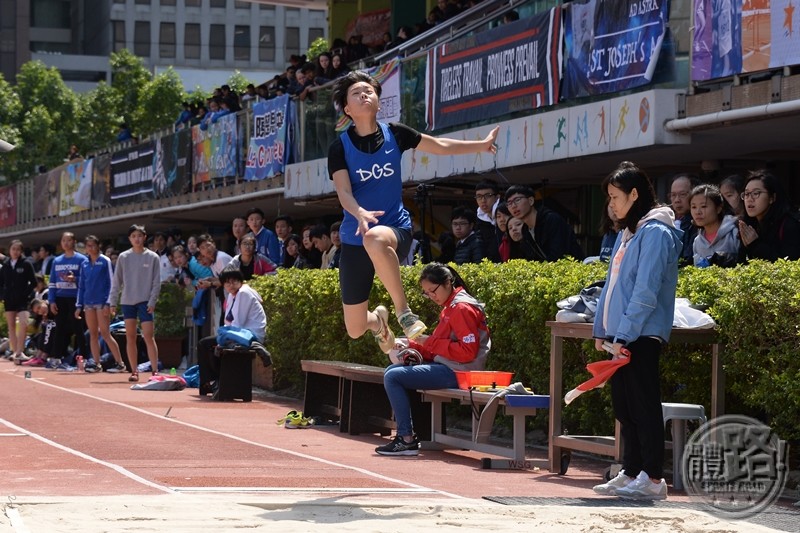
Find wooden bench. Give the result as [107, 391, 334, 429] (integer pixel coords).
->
[418, 388, 550, 470]
[300, 360, 430, 438]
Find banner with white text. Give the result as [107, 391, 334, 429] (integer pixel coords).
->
[245, 95, 291, 181]
[110, 142, 155, 202]
[425, 8, 562, 131]
[563, 0, 669, 98]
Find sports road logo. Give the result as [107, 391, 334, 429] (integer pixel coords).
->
[683, 414, 789, 519]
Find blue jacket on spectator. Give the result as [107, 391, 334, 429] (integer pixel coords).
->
[49, 252, 87, 301]
[76, 254, 114, 308]
[593, 207, 682, 345]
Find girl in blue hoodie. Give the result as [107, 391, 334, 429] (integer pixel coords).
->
[689, 184, 742, 267]
[591, 162, 682, 501]
[75, 235, 125, 372]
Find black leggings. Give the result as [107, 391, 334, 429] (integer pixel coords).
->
[610, 337, 665, 479]
[53, 297, 86, 363]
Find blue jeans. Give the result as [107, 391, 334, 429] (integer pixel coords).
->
[384, 363, 458, 437]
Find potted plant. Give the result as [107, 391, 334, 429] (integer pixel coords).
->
[154, 282, 193, 368]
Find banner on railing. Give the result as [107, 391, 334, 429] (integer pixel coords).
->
[33, 168, 62, 219]
[563, 0, 669, 98]
[692, 0, 799, 81]
[59, 159, 93, 216]
[0, 184, 16, 228]
[111, 142, 155, 202]
[344, 8, 391, 50]
[153, 128, 192, 197]
[245, 95, 291, 181]
[91, 153, 111, 208]
[192, 114, 238, 186]
[425, 9, 561, 130]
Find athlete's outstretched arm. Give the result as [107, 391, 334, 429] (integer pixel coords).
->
[417, 126, 499, 156]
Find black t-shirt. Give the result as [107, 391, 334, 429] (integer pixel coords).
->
[327, 122, 422, 180]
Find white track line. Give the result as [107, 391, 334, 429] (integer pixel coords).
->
[0, 417, 174, 494]
[10, 377, 462, 499]
[172, 487, 436, 494]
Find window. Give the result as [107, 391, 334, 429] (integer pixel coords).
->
[161, 0, 176, 5]
[309, 27, 324, 44]
[259, 26, 274, 62]
[234, 25, 250, 61]
[159, 22, 176, 58]
[134, 21, 150, 57]
[234, 1, 250, 8]
[285, 27, 299, 58]
[113, 20, 126, 52]
[134, 0, 150, 4]
[31, 0, 71, 29]
[210, 0, 226, 7]
[184, 0, 200, 6]
[184, 23, 200, 59]
[209, 24, 225, 60]
[259, 3, 274, 11]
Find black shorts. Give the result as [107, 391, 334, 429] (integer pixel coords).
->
[2, 299, 32, 313]
[339, 227, 413, 305]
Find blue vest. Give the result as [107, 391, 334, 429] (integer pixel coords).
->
[339, 123, 411, 246]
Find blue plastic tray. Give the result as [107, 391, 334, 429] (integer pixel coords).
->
[504, 394, 550, 409]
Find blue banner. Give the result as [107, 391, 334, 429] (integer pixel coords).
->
[210, 113, 238, 179]
[245, 96, 290, 181]
[426, 8, 561, 131]
[563, 0, 669, 98]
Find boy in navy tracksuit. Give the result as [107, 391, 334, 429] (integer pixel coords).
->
[48, 232, 87, 366]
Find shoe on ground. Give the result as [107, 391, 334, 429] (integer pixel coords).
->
[397, 311, 426, 340]
[106, 362, 126, 373]
[373, 305, 395, 354]
[13, 353, 32, 365]
[44, 358, 62, 369]
[84, 365, 100, 373]
[56, 362, 77, 372]
[593, 469, 634, 495]
[22, 356, 47, 367]
[614, 470, 668, 500]
[375, 435, 420, 456]
[277, 410, 315, 429]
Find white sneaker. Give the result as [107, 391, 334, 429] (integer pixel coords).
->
[593, 469, 634, 495]
[614, 470, 668, 500]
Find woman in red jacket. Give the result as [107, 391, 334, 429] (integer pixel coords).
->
[375, 262, 491, 456]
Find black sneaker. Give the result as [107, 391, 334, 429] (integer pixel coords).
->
[106, 362, 126, 373]
[375, 435, 420, 456]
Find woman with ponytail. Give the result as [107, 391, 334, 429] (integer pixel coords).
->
[375, 262, 491, 456]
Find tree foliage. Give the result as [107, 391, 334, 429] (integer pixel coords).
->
[306, 37, 330, 62]
[0, 74, 23, 179]
[226, 71, 253, 95]
[134, 67, 185, 136]
[13, 61, 80, 176]
[79, 81, 123, 153]
[110, 49, 152, 131]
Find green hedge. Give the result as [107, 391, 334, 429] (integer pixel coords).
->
[248, 259, 800, 441]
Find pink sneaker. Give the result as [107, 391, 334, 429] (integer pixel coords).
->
[22, 357, 46, 367]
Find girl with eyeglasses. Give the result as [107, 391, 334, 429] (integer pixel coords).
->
[738, 170, 800, 261]
[375, 263, 491, 456]
[689, 184, 742, 267]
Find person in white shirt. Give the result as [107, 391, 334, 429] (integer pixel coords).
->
[197, 267, 268, 396]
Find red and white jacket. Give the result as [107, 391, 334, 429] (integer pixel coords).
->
[408, 286, 491, 371]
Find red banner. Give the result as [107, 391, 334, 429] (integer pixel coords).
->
[0, 184, 16, 228]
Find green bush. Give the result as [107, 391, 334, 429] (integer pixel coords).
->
[247, 259, 800, 441]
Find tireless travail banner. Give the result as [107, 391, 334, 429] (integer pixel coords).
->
[563, 0, 669, 98]
[426, 8, 561, 131]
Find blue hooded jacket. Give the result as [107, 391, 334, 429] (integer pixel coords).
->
[593, 206, 683, 344]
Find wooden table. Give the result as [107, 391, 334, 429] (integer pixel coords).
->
[546, 321, 723, 474]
